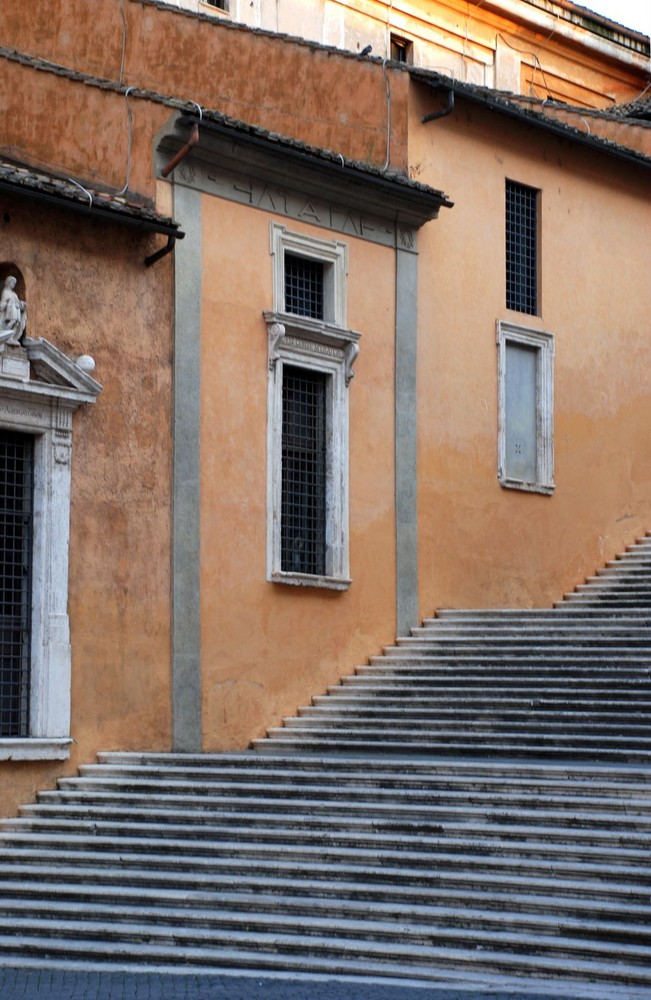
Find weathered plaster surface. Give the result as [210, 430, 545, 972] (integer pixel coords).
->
[411, 85, 651, 614]
[0, 196, 173, 817]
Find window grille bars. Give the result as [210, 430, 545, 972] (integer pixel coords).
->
[281, 367, 327, 576]
[506, 180, 538, 315]
[0, 430, 33, 737]
[284, 254, 324, 320]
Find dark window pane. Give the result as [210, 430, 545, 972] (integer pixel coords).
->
[285, 254, 324, 320]
[281, 367, 327, 576]
[0, 430, 33, 737]
[506, 180, 538, 315]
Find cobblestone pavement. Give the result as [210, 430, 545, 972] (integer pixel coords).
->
[0, 968, 647, 1000]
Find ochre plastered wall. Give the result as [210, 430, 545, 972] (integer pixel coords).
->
[411, 86, 651, 613]
[0, 198, 173, 818]
[199, 197, 397, 748]
[1, 0, 408, 175]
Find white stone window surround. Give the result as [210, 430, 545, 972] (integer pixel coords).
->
[496, 320, 554, 496]
[0, 338, 101, 761]
[266, 224, 360, 590]
[270, 223, 348, 326]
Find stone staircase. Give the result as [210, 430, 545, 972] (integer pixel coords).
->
[0, 535, 650, 993]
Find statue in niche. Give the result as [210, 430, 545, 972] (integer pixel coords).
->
[0, 276, 27, 345]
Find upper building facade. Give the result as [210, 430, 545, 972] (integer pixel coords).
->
[171, 0, 650, 107]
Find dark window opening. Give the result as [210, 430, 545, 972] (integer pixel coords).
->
[0, 429, 33, 737]
[205, 0, 229, 10]
[506, 180, 538, 315]
[281, 366, 327, 576]
[284, 254, 324, 320]
[390, 34, 413, 64]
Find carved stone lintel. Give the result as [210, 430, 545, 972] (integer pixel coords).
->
[268, 322, 286, 370]
[344, 341, 360, 385]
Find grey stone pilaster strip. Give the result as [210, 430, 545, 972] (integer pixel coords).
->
[395, 243, 419, 638]
[172, 183, 203, 752]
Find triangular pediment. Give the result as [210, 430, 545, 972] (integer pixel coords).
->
[0, 337, 102, 406]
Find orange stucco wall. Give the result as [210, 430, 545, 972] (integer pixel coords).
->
[198, 197, 397, 748]
[411, 85, 651, 614]
[1, 0, 409, 177]
[0, 197, 173, 818]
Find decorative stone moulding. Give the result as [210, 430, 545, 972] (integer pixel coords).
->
[264, 312, 361, 385]
[0, 336, 102, 761]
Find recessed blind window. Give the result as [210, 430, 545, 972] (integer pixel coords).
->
[281, 366, 327, 576]
[285, 254, 324, 320]
[505, 342, 538, 482]
[0, 429, 33, 738]
[506, 180, 538, 315]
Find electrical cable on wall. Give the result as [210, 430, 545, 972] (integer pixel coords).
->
[381, 0, 395, 172]
[497, 33, 553, 98]
[119, 0, 127, 83]
[116, 87, 135, 196]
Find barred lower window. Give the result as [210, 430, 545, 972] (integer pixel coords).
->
[285, 254, 324, 320]
[267, 224, 356, 590]
[281, 367, 327, 575]
[0, 430, 33, 738]
[506, 180, 538, 315]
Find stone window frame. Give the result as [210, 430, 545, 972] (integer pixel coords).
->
[0, 338, 101, 761]
[265, 224, 360, 590]
[496, 320, 554, 496]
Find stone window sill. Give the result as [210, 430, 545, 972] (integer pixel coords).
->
[0, 738, 72, 761]
[271, 571, 351, 591]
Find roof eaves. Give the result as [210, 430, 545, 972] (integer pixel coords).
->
[413, 70, 651, 171]
[178, 110, 453, 213]
[0, 160, 183, 236]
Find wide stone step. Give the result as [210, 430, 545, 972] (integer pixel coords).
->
[394, 636, 651, 648]
[2, 883, 649, 932]
[432, 602, 651, 626]
[15, 788, 651, 830]
[1, 874, 648, 925]
[0, 899, 649, 954]
[312, 694, 651, 713]
[296, 707, 651, 726]
[254, 734, 651, 762]
[2, 856, 647, 908]
[0, 925, 649, 987]
[22, 790, 651, 831]
[281, 717, 651, 737]
[340, 675, 650, 690]
[412, 624, 651, 636]
[47, 772, 651, 808]
[93, 753, 651, 787]
[6, 815, 651, 857]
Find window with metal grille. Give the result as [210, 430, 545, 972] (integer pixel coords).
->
[284, 254, 324, 320]
[506, 180, 538, 315]
[281, 366, 327, 576]
[0, 430, 33, 738]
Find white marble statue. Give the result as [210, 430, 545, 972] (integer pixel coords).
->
[0, 276, 27, 345]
